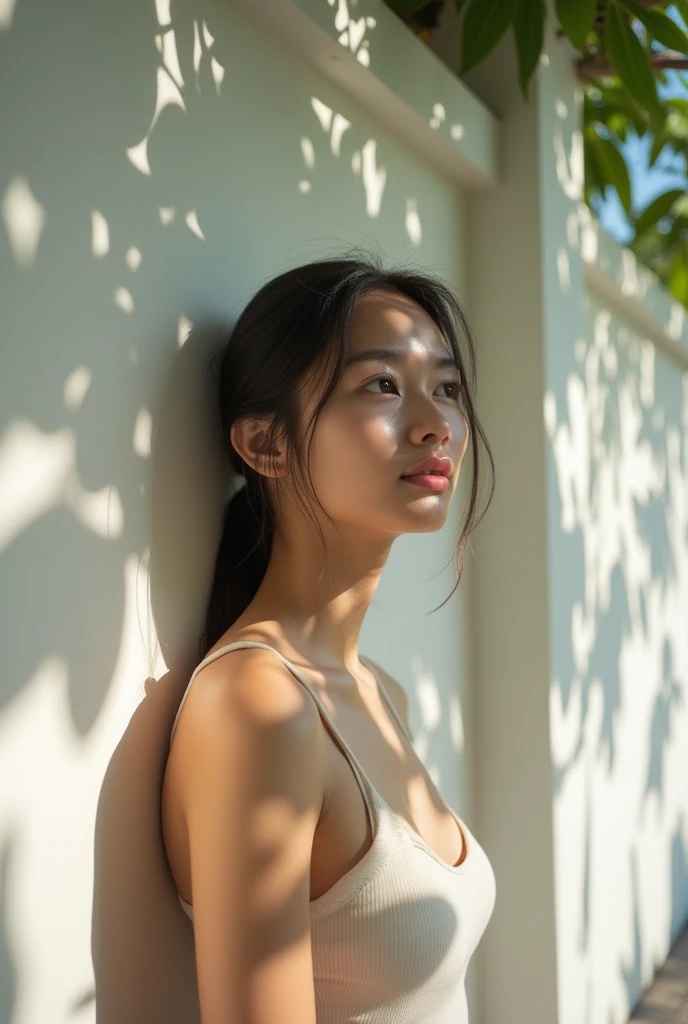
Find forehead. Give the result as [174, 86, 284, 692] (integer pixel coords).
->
[348, 289, 445, 350]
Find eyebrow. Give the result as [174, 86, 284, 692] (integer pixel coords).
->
[344, 347, 459, 370]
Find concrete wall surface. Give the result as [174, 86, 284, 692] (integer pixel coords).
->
[1, 1, 686, 1023]
[0, 0, 487, 1021]
[433, 2, 688, 1021]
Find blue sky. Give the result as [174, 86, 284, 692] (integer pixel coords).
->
[596, 7, 688, 244]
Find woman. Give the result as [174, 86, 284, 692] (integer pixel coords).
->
[161, 253, 497, 1023]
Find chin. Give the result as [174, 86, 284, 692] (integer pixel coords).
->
[400, 508, 450, 532]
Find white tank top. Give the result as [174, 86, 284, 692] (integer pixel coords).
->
[169, 640, 497, 1023]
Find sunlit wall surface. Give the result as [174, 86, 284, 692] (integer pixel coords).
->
[546, 226, 688, 1023]
[0, 0, 475, 1021]
[431, 5, 688, 1018]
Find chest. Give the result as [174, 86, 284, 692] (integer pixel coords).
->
[309, 693, 466, 902]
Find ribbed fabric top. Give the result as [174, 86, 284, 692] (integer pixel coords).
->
[169, 641, 497, 1023]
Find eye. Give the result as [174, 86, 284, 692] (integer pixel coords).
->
[362, 375, 463, 401]
[440, 380, 464, 401]
[362, 375, 399, 395]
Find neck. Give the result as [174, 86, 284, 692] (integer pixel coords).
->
[243, 520, 396, 671]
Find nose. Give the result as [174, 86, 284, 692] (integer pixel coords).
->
[405, 388, 453, 447]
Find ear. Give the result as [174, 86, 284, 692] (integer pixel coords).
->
[229, 416, 287, 480]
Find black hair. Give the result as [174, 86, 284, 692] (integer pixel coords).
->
[197, 250, 495, 661]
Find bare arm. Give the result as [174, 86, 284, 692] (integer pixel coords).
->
[175, 648, 324, 1024]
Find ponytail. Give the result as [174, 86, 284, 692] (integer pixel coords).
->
[197, 476, 273, 661]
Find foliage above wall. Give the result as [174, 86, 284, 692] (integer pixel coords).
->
[385, 0, 688, 309]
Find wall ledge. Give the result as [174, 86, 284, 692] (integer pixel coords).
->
[232, 0, 499, 189]
[580, 207, 688, 369]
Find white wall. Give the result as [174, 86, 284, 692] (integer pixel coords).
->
[548, 216, 688, 1024]
[6, 0, 684, 1021]
[431, 2, 688, 1022]
[0, 1, 487, 1021]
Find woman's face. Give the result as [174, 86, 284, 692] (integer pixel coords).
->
[299, 289, 470, 538]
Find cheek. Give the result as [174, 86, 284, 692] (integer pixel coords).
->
[308, 402, 469, 494]
[357, 414, 399, 454]
[311, 408, 398, 483]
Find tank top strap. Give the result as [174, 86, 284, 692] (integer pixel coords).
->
[169, 640, 379, 827]
[168, 641, 257, 747]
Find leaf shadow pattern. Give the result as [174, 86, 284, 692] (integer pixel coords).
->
[1, 0, 465, 1014]
[547, 289, 688, 1018]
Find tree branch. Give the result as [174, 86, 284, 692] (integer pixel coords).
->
[557, 0, 674, 38]
[576, 49, 688, 80]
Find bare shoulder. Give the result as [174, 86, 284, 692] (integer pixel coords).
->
[185, 642, 323, 722]
[364, 655, 412, 739]
[172, 644, 326, 795]
[168, 645, 324, 1022]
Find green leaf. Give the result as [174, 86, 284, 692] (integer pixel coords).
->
[627, 102, 651, 138]
[634, 188, 685, 236]
[584, 91, 599, 119]
[555, 0, 597, 50]
[604, 3, 663, 126]
[607, 111, 628, 140]
[665, 215, 688, 247]
[513, 0, 545, 99]
[385, 0, 435, 14]
[668, 97, 688, 115]
[454, 0, 472, 13]
[675, 0, 688, 31]
[668, 251, 688, 304]
[595, 80, 650, 136]
[649, 127, 670, 166]
[584, 134, 606, 197]
[622, 0, 688, 55]
[594, 135, 633, 215]
[666, 105, 688, 140]
[669, 193, 688, 218]
[460, 0, 522, 75]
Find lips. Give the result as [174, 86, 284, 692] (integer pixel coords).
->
[400, 456, 452, 478]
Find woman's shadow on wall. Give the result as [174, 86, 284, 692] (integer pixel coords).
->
[92, 322, 235, 1024]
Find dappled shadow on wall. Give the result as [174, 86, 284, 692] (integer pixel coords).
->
[0, 0, 443, 1014]
[0, 0, 432, 785]
[147, 322, 231, 669]
[546, 287, 688, 1015]
[92, 321, 235, 1023]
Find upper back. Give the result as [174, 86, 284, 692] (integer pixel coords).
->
[162, 644, 326, 1024]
